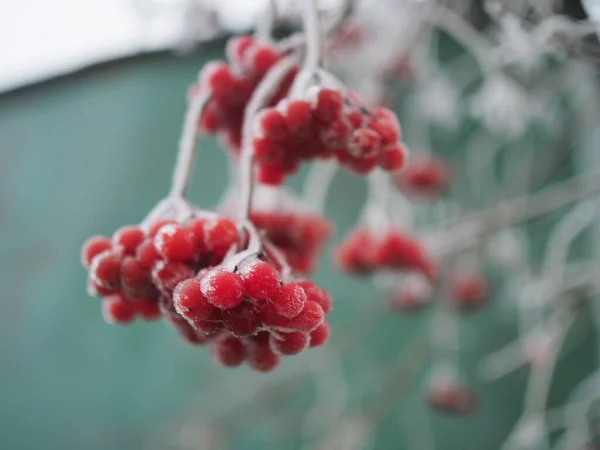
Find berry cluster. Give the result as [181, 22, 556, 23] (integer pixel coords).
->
[82, 216, 239, 326]
[252, 88, 408, 185]
[426, 377, 477, 415]
[450, 270, 490, 310]
[173, 260, 332, 372]
[192, 35, 297, 154]
[251, 210, 333, 274]
[335, 228, 436, 279]
[395, 155, 451, 199]
[82, 218, 333, 372]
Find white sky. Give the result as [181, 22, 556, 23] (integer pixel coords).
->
[0, 0, 267, 91]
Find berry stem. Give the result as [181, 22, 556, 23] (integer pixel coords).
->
[239, 54, 299, 221]
[302, 0, 323, 76]
[170, 89, 212, 199]
[302, 161, 338, 214]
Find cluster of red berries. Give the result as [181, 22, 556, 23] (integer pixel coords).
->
[172, 259, 332, 371]
[82, 217, 333, 372]
[192, 35, 297, 154]
[395, 155, 451, 199]
[335, 228, 436, 279]
[426, 377, 477, 415]
[82, 216, 239, 325]
[252, 88, 408, 185]
[251, 210, 333, 274]
[450, 270, 490, 310]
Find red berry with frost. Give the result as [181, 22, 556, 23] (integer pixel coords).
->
[112, 226, 145, 255]
[212, 333, 246, 367]
[289, 301, 325, 332]
[249, 45, 279, 73]
[103, 296, 136, 324]
[226, 35, 255, 64]
[293, 280, 332, 314]
[200, 269, 246, 310]
[203, 218, 239, 255]
[173, 278, 220, 321]
[253, 137, 285, 163]
[257, 162, 287, 185]
[154, 224, 195, 262]
[348, 128, 381, 158]
[90, 250, 123, 290]
[314, 88, 343, 123]
[239, 260, 281, 301]
[309, 322, 330, 347]
[186, 217, 208, 250]
[136, 240, 160, 269]
[168, 315, 211, 345]
[271, 284, 307, 318]
[285, 100, 313, 136]
[133, 299, 162, 321]
[257, 109, 289, 141]
[148, 219, 177, 238]
[87, 277, 117, 297]
[152, 261, 195, 296]
[121, 256, 155, 298]
[191, 319, 223, 335]
[81, 236, 112, 268]
[246, 341, 280, 372]
[269, 331, 310, 355]
[320, 118, 351, 148]
[221, 302, 261, 337]
[378, 143, 407, 171]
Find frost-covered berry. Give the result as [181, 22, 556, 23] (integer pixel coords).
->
[294, 280, 333, 314]
[246, 339, 280, 372]
[103, 295, 136, 324]
[212, 333, 246, 367]
[90, 250, 123, 290]
[203, 218, 239, 255]
[112, 226, 145, 255]
[239, 260, 281, 301]
[152, 261, 195, 296]
[221, 302, 261, 337]
[173, 278, 220, 321]
[269, 331, 310, 355]
[200, 269, 246, 310]
[154, 224, 196, 262]
[309, 322, 330, 347]
[271, 283, 307, 318]
[81, 236, 112, 268]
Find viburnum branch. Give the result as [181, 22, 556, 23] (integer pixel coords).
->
[239, 54, 299, 222]
[170, 89, 212, 199]
[302, 161, 338, 214]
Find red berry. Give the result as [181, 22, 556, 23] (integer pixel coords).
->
[90, 250, 123, 290]
[378, 143, 407, 171]
[103, 296, 136, 324]
[271, 284, 307, 318]
[269, 331, 310, 355]
[212, 333, 246, 367]
[81, 236, 112, 268]
[203, 218, 239, 255]
[87, 277, 118, 297]
[314, 88, 343, 123]
[173, 278, 220, 321]
[348, 128, 381, 158]
[320, 118, 351, 148]
[257, 162, 287, 185]
[133, 299, 162, 321]
[289, 301, 325, 332]
[221, 302, 261, 337]
[121, 256, 155, 298]
[191, 319, 223, 335]
[154, 224, 195, 262]
[168, 315, 211, 345]
[200, 269, 246, 310]
[285, 100, 313, 137]
[293, 280, 332, 314]
[148, 219, 177, 238]
[186, 217, 207, 251]
[152, 261, 195, 296]
[257, 108, 289, 141]
[309, 322, 330, 347]
[112, 226, 145, 255]
[246, 341, 280, 372]
[451, 272, 489, 310]
[239, 260, 281, 301]
[136, 240, 160, 269]
[226, 35, 255, 65]
[249, 45, 279, 73]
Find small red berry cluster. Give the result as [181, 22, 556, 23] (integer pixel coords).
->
[450, 270, 490, 310]
[395, 155, 452, 199]
[252, 88, 408, 185]
[426, 378, 477, 415]
[335, 228, 436, 279]
[193, 35, 297, 154]
[82, 216, 239, 325]
[173, 260, 332, 372]
[82, 217, 333, 372]
[250, 210, 333, 274]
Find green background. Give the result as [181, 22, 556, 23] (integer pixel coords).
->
[0, 43, 596, 449]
